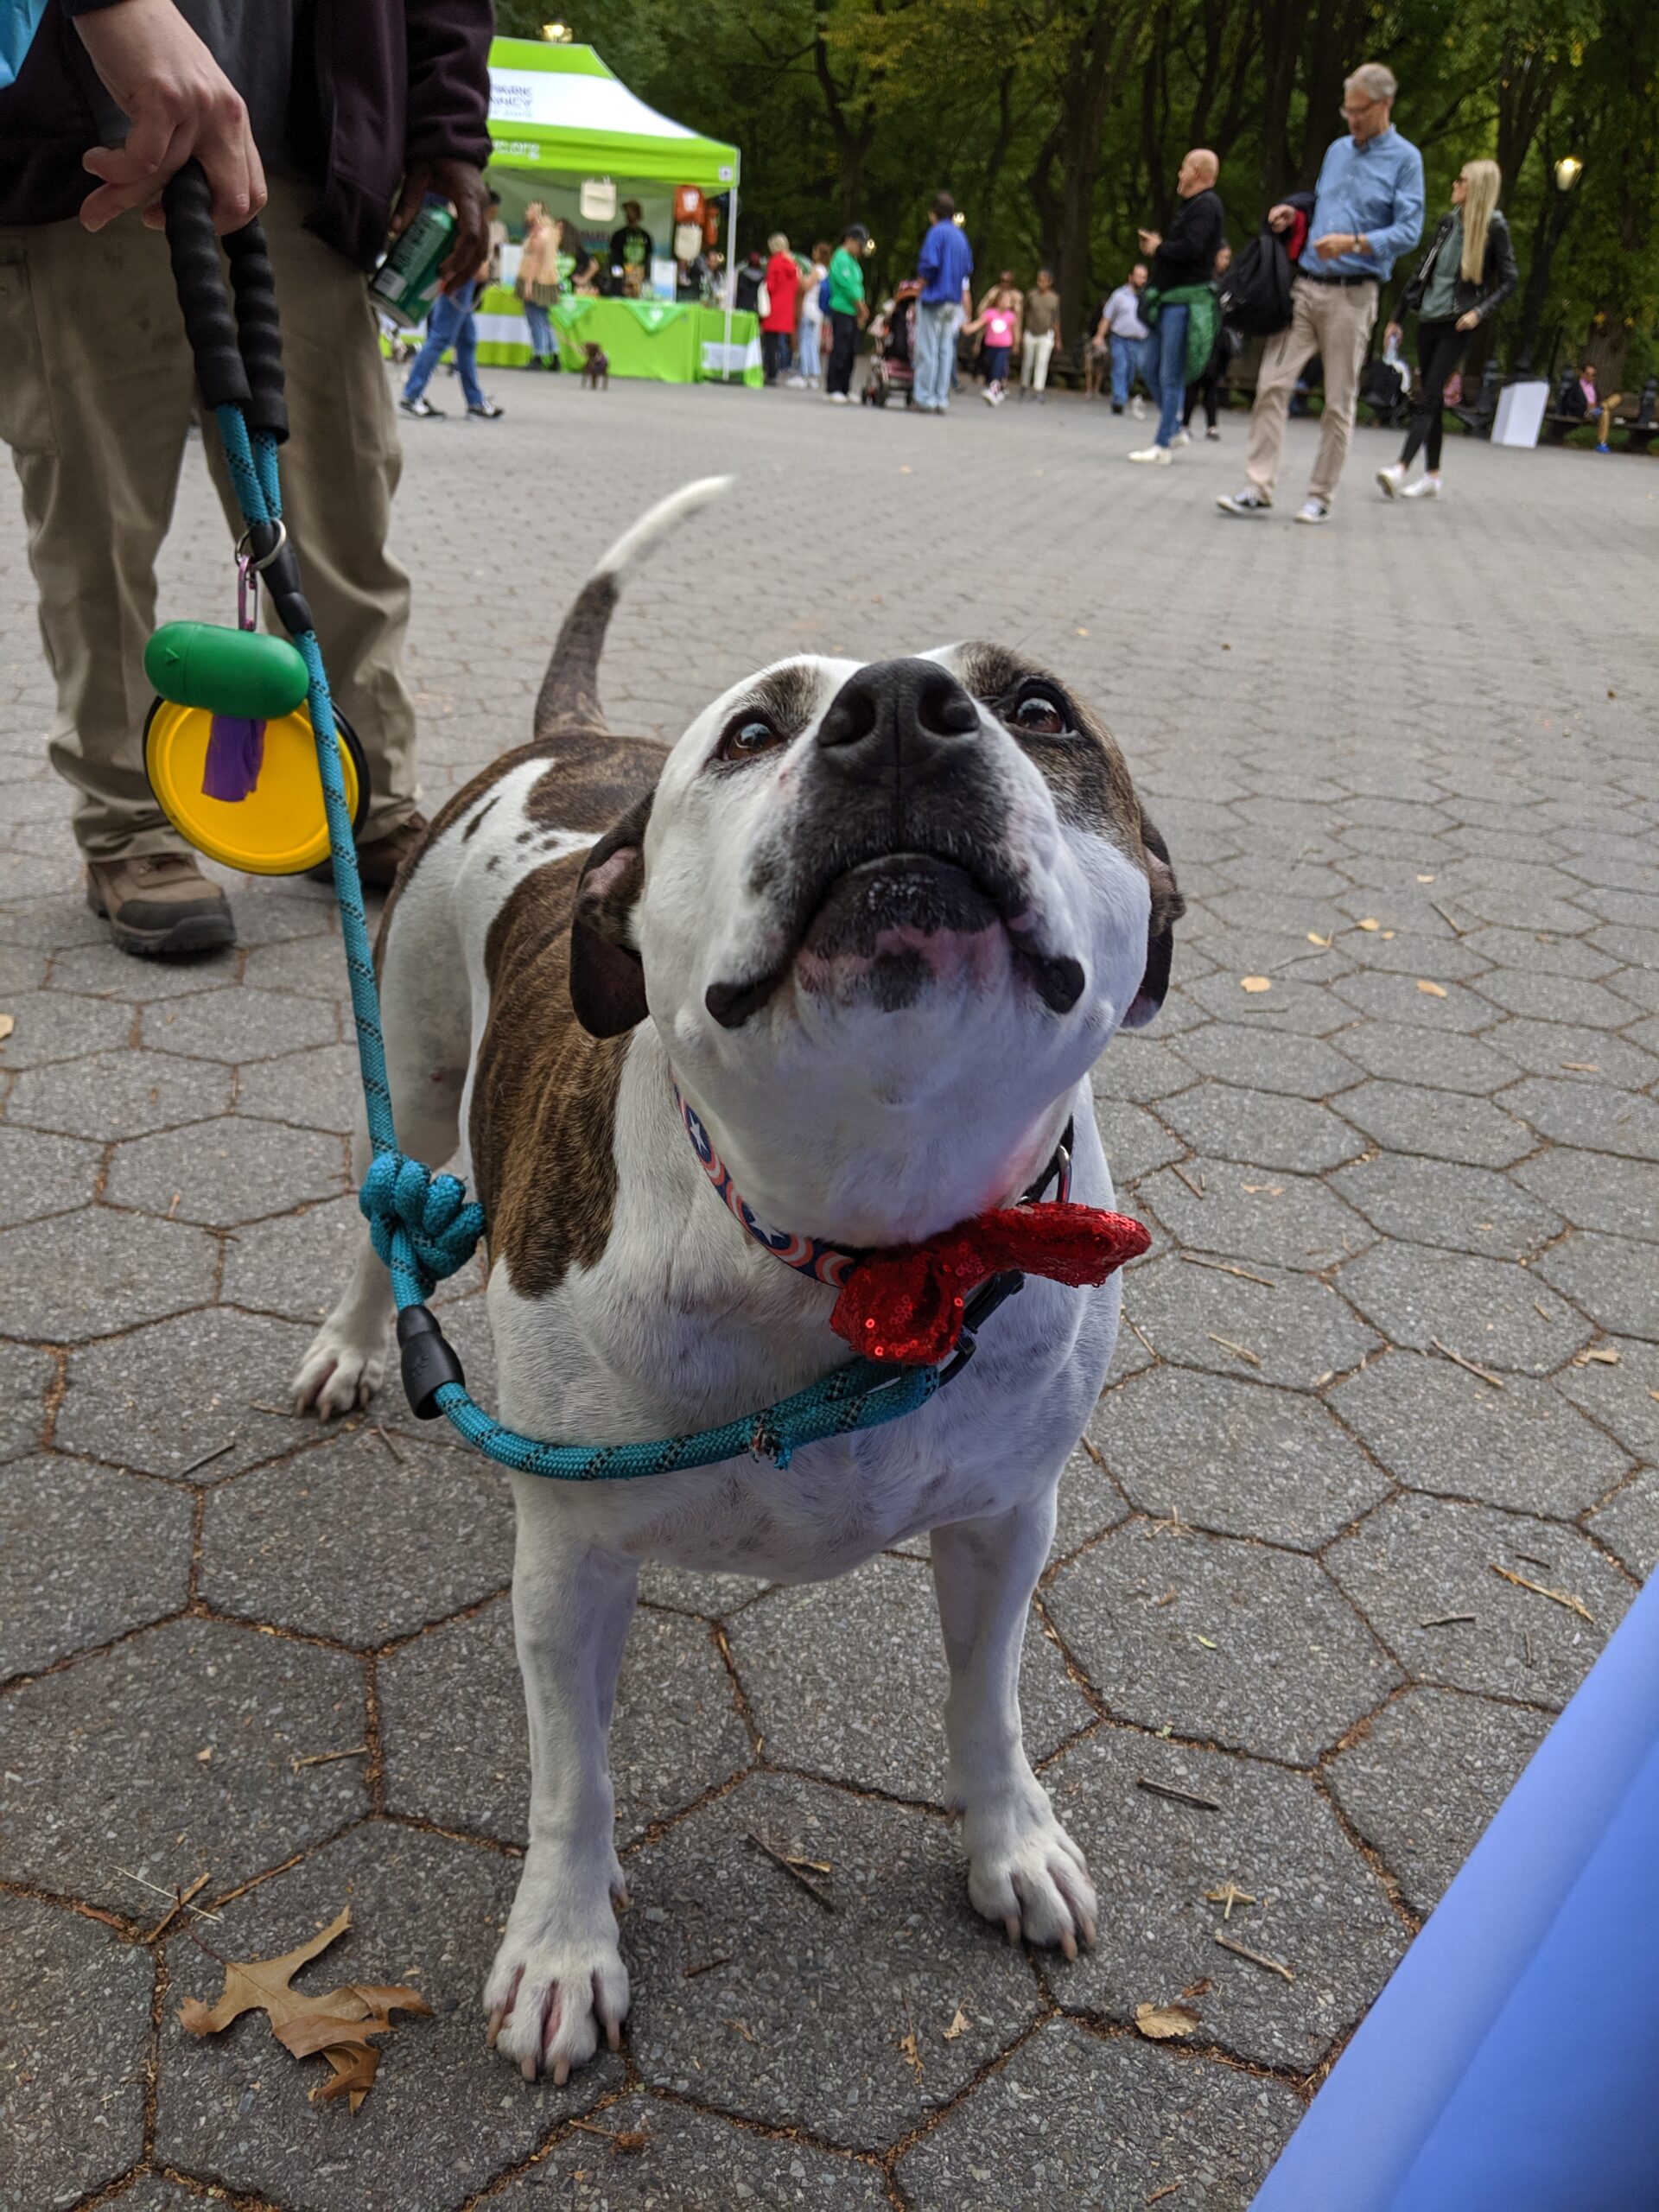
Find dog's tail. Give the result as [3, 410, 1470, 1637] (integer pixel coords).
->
[533, 476, 731, 741]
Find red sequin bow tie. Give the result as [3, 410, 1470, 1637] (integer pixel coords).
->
[829, 1205, 1150, 1366]
[676, 1086, 1148, 1368]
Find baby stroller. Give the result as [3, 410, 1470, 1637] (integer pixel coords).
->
[861, 283, 919, 408]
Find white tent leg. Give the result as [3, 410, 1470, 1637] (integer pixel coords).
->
[723, 160, 737, 378]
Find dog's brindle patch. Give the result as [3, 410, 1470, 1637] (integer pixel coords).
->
[469, 734, 664, 1300]
[954, 640, 1141, 846]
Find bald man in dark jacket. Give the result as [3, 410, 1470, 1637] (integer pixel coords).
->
[0, 0, 493, 955]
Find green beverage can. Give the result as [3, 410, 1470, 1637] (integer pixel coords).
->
[369, 194, 458, 327]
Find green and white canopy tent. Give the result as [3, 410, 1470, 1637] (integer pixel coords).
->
[477, 38, 758, 385]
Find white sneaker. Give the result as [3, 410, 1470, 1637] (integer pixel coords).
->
[1205, 425, 1221, 441]
[1294, 497, 1332, 524]
[1376, 462, 1408, 499]
[827, 391, 849, 405]
[1127, 444, 1172, 465]
[1402, 472, 1442, 499]
[1171, 427, 1192, 448]
[1217, 486, 1271, 515]
[785, 374, 805, 388]
[1130, 397, 1147, 420]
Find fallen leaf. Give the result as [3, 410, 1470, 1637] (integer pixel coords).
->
[178, 1907, 430, 2113]
[1204, 1883, 1256, 1923]
[1240, 976, 1272, 994]
[1573, 1345, 1620, 1368]
[1076, 626, 1089, 637]
[1417, 874, 1435, 883]
[1195, 1634, 1218, 1649]
[943, 2003, 971, 2041]
[1306, 931, 1332, 948]
[1560, 1062, 1599, 1073]
[0, 1013, 14, 1043]
[195, 1747, 213, 1763]
[1135, 2000, 1200, 2041]
[899, 2024, 924, 2078]
[1416, 979, 1448, 997]
[899, 464, 912, 474]
[1381, 930, 1395, 940]
[1357, 918, 1380, 931]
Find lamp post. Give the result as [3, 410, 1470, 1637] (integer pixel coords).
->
[1516, 154, 1585, 378]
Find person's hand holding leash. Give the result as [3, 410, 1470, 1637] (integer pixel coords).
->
[392, 156, 492, 293]
[75, 0, 264, 233]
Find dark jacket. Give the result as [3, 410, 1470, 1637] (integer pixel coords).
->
[1149, 186, 1224, 294]
[1397, 207, 1518, 327]
[0, 0, 492, 271]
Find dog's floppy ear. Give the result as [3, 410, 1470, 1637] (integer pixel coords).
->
[569, 791, 653, 1037]
[1123, 810, 1183, 1029]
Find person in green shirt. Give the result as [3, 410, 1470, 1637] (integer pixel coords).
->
[825, 223, 869, 402]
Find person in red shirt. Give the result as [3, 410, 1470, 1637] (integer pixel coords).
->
[762, 232, 802, 385]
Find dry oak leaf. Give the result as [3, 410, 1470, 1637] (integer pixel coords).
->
[1135, 2000, 1201, 2041]
[1240, 976, 1272, 995]
[179, 1906, 431, 2113]
[1417, 980, 1448, 998]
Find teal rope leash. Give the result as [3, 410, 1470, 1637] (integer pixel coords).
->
[210, 405, 942, 1477]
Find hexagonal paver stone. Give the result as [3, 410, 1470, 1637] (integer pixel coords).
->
[5, 1048, 231, 1140]
[1325, 1492, 1634, 1711]
[199, 1427, 511, 1645]
[1332, 970, 1497, 1033]
[219, 1193, 365, 1322]
[141, 986, 337, 1064]
[1040, 1726, 1405, 2069]
[0, 1210, 218, 1342]
[44, 938, 235, 1001]
[1093, 1367, 1389, 1550]
[1553, 1337, 1659, 1461]
[1473, 969, 1639, 1028]
[1334, 1080, 1535, 1171]
[1536, 1231, 1659, 1343]
[1337, 1245, 1589, 1377]
[54, 1306, 318, 1481]
[1332, 1352, 1631, 1518]
[0, 1338, 54, 1465]
[1053, 1432, 1132, 1560]
[0, 1122, 102, 1228]
[724, 1558, 1091, 1802]
[234, 1041, 363, 1136]
[1503, 1077, 1659, 1162]
[1044, 1525, 1399, 1764]
[1173, 1025, 1359, 1100]
[622, 1770, 1042, 2146]
[155, 1823, 622, 2212]
[486, 2094, 893, 2209]
[98, 2183, 210, 2210]
[0, 1456, 192, 1681]
[1484, 1022, 1659, 1093]
[1157, 1084, 1363, 1173]
[1125, 1253, 1381, 1391]
[239, 933, 351, 998]
[380, 1594, 750, 1847]
[0, 1891, 151, 2208]
[1589, 1471, 1659, 1581]
[1184, 969, 1354, 1036]
[896, 2018, 1302, 2212]
[1091, 1031, 1195, 1105]
[634, 1561, 772, 1617]
[1515, 1150, 1659, 1243]
[0, 1616, 366, 1910]
[1090, 1097, 1185, 1187]
[1332, 1154, 1562, 1262]
[1332, 1021, 1517, 1096]
[105, 1119, 346, 1229]
[1325, 1688, 1550, 1916]
[0, 986, 132, 1069]
[1136, 1160, 1370, 1273]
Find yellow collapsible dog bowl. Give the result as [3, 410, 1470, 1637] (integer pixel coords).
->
[143, 696, 369, 875]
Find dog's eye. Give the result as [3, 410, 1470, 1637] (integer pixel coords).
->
[1007, 687, 1073, 739]
[715, 712, 787, 764]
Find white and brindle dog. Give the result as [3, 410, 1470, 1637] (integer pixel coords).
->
[293, 478, 1181, 2084]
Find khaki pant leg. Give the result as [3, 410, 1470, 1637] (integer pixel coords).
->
[0, 218, 198, 860]
[198, 180, 421, 835]
[1244, 282, 1321, 497]
[1306, 282, 1378, 502]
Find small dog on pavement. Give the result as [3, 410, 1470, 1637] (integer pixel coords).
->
[582, 342, 610, 391]
[293, 478, 1182, 2084]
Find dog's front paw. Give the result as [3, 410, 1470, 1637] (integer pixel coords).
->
[290, 1319, 386, 1419]
[963, 1791, 1097, 1960]
[484, 1889, 630, 2085]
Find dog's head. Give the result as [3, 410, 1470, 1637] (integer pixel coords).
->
[569, 645, 1180, 1235]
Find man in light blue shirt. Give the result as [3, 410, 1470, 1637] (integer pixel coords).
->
[1218, 61, 1423, 524]
[913, 190, 975, 413]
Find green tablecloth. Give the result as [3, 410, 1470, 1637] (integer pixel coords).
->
[473, 291, 761, 385]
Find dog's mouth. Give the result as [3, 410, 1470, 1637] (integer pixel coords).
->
[705, 852, 1084, 1028]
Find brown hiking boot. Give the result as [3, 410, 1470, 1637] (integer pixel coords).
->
[86, 851, 237, 959]
[307, 813, 429, 895]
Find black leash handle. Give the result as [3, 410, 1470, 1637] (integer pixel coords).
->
[161, 160, 289, 442]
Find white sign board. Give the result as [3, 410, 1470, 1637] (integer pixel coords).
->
[1491, 380, 1549, 449]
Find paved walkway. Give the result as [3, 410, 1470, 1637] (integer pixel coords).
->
[2, 368, 1656, 2212]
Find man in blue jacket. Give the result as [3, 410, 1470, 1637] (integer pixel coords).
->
[912, 191, 974, 415]
[0, 0, 491, 954]
[1218, 61, 1423, 526]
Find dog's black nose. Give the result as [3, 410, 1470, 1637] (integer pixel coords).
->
[817, 658, 980, 784]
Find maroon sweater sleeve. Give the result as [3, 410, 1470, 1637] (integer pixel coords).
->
[402, 0, 493, 169]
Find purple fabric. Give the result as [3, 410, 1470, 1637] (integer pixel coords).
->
[202, 714, 266, 803]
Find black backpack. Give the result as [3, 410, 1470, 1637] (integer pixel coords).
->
[1219, 224, 1294, 337]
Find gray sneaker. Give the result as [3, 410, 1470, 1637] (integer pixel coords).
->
[1217, 487, 1272, 516]
[1294, 497, 1332, 524]
[86, 850, 236, 959]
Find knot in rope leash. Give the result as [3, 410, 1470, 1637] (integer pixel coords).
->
[359, 1152, 486, 1302]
